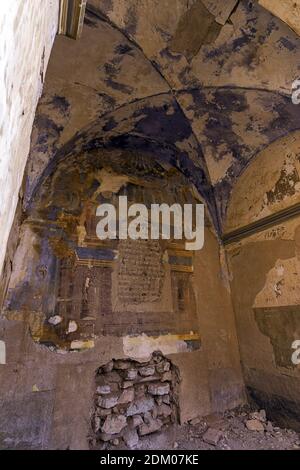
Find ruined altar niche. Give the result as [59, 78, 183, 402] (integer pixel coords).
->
[4, 149, 204, 351]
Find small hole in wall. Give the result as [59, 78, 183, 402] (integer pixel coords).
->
[89, 352, 180, 449]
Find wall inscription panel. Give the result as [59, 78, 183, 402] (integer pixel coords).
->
[117, 239, 164, 304]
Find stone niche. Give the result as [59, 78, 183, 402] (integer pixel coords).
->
[4, 149, 202, 352]
[90, 352, 179, 449]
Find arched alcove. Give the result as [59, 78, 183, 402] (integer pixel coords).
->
[4, 147, 205, 352]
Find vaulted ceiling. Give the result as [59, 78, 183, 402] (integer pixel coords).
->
[26, 0, 300, 234]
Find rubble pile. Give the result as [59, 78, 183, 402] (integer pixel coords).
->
[90, 352, 178, 449]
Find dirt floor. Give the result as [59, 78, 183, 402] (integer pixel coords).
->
[105, 405, 300, 451]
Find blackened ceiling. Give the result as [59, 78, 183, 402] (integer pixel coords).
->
[25, 0, 300, 235]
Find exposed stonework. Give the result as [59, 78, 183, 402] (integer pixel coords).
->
[90, 353, 179, 449]
[2, 0, 300, 450]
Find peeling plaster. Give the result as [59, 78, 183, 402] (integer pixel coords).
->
[259, 0, 300, 37]
[0, 341, 6, 365]
[225, 131, 300, 233]
[24, 1, 300, 231]
[123, 333, 201, 360]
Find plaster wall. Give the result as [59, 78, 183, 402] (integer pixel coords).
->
[0, 0, 59, 279]
[3, 0, 297, 448]
[226, 137, 300, 430]
[228, 220, 300, 430]
[259, 0, 300, 37]
[0, 227, 244, 449]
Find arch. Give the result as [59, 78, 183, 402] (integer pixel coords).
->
[26, 92, 217, 230]
[224, 129, 300, 234]
[6, 146, 204, 352]
[25, 2, 300, 233]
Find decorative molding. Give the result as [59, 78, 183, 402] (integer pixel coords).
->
[222, 202, 300, 245]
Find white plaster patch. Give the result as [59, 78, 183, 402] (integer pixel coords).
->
[122, 333, 199, 360]
[254, 257, 300, 308]
[48, 315, 62, 326]
[276, 265, 285, 276]
[0, 341, 6, 365]
[67, 320, 78, 334]
[70, 340, 95, 350]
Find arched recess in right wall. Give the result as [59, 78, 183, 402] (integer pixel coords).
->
[224, 130, 300, 431]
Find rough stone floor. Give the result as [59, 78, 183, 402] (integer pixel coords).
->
[103, 405, 300, 451]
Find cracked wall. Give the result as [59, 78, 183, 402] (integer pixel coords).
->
[0, 146, 243, 449]
[225, 130, 300, 232]
[22, 1, 300, 233]
[259, 0, 300, 37]
[90, 353, 179, 449]
[226, 136, 300, 430]
[1, 0, 300, 449]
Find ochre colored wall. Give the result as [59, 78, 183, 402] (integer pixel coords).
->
[228, 221, 300, 430]
[226, 136, 300, 430]
[259, 0, 300, 37]
[0, 225, 244, 449]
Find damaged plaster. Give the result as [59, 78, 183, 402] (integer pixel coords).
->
[1, 0, 300, 449]
[24, 0, 300, 231]
[122, 333, 201, 360]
